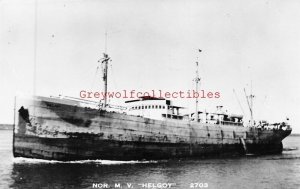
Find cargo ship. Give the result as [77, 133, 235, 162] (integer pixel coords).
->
[13, 53, 292, 161]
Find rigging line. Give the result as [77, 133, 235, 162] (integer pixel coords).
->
[91, 53, 106, 90]
[110, 64, 118, 91]
[33, 0, 38, 96]
[32, 0, 38, 117]
[233, 89, 245, 115]
[198, 59, 206, 80]
[90, 66, 99, 89]
[244, 88, 251, 113]
[257, 95, 268, 117]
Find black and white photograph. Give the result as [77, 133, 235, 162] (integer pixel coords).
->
[0, 0, 299, 188]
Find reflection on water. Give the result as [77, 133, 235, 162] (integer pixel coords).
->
[1, 130, 300, 189]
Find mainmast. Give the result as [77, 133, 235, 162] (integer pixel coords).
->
[195, 49, 202, 122]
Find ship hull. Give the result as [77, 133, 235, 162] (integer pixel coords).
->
[14, 134, 286, 161]
[13, 96, 292, 161]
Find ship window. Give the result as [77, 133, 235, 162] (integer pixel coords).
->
[152, 105, 154, 109]
[142, 106, 144, 109]
[148, 105, 151, 109]
[159, 105, 161, 109]
[145, 106, 147, 109]
[138, 106, 140, 109]
[155, 105, 158, 109]
[162, 106, 165, 109]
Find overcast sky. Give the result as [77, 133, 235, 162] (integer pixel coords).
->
[1, 0, 300, 133]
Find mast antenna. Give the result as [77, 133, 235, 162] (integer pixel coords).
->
[105, 30, 108, 53]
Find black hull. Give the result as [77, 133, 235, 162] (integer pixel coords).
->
[13, 134, 287, 161]
[13, 96, 292, 161]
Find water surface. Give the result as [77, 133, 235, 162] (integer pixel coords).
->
[1, 130, 299, 189]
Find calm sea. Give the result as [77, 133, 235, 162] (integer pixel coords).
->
[0, 130, 299, 189]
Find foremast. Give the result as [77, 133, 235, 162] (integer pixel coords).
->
[98, 53, 111, 108]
